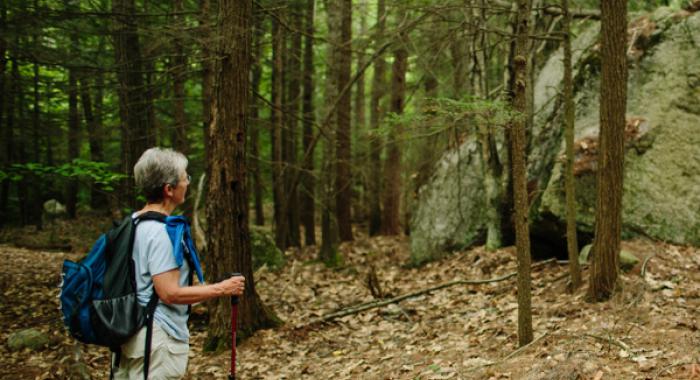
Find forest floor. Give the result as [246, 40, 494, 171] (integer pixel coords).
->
[1, 217, 700, 379]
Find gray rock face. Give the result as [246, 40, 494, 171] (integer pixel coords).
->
[539, 9, 700, 245]
[7, 328, 49, 351]
[411, 9, 700, 262]
[410, 141, 486, 265]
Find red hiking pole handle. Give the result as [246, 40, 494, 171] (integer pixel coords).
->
[227, 273, 241, 380]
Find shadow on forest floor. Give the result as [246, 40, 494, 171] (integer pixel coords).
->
[0, 218, 699, 379]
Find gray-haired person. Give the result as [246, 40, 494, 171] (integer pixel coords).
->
[114, 147, 245, 379]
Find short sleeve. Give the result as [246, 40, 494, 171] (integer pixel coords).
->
[144, 223, 179, 276]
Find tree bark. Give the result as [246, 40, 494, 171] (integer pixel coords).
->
[588, 0, 627, 302]
[271, 10, 287, 249]
[381, 42, 407, 236]
[320, 0, 341, 265]
[562, 0, 581, 290]
[512, 0, 533, 347]
[30, 21, 42, 228]
[368, 0, 386, 236]
[473, 0, 503, 251]
[206, 0, 280, 348]
[284, 0, 303, 247]
[16, 49, 28, 225]
[0, 3, 6, 223]
[142, 0, 158, 147]
[354, 2, 368, 223]
[66, 25, 80, 219]
[200, 0, 214, 160]
[79, 75, 106, 210]
[300, 0, 316, 245]
[112, 0, 151, 210]
[171, 0, 189, 154]
[250, 3, 265, 227]
[335, 0, 353, 241]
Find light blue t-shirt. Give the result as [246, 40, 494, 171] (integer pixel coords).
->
[131, 216, 191, 343]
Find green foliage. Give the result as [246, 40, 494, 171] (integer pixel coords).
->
[372, 96, 516, 144]
[0, 159, 126, 191]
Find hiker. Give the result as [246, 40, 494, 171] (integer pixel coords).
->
[114, 147, 245, 379]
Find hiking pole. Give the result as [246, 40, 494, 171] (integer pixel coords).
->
[228, 272, 241, 380]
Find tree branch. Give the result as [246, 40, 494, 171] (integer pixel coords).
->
[297, 258, 556, 328]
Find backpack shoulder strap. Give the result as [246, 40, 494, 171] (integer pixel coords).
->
[135, 211, 167, 223]
[143, 291, 159, 380]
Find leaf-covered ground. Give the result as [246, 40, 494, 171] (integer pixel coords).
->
[1, 225, 699, 379]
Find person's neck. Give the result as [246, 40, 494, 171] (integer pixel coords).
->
[140, 202, 175, 216]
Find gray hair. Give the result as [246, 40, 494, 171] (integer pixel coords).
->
[134, 147, 188, 202]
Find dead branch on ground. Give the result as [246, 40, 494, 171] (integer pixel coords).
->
[297, 258, 556, 328]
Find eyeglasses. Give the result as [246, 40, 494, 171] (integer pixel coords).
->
[167, 174, 191, 188]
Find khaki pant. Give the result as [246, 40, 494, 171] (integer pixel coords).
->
[113, 324, 189, 380]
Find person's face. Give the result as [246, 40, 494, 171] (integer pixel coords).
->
[168, 171, 190, 205]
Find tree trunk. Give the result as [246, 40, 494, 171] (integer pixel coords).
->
[368, 0, 386, 236]
[171, 0, 189, 154]
[320, 135, 340, 265]
[354, 2, 367, 223]
[16, 50, 28, 225]
[250, 3, 265, 227]
[300, 0, 316, 245]
[335, 0, 353, 241]
[472, 0, 489, 98]
[142, 0, 157, 147]
[284, 0, 303, 247]
[46, 81, 55, 167]
[320, 0, 341, 265]
[271, 11, 287, 249]
[0, 3, 6, 223]
[473, 0, 503, 251]
[112, 0, 151, 210]
[205, 0, 280, 349]
[79, 75, 106, 210]
[381, 43, 407, 236]
[563, 0, 581, 290]
[1, 55, 16, 223]
[66, 42, 80, 219]
[478, 118, 504, 251]
[512, 0, 533, 347]
[30, 29, 42, 228]
[588, 0, 627, 302]
[200, 0, 214, 160]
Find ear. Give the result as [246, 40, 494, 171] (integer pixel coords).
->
[163, 183, 175, 198]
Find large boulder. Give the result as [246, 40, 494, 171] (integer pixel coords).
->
[410, 20, 600, 263]
[410, 140, 488, 265]
[411, 8, 700, 262]
[539, 8, 700, 245]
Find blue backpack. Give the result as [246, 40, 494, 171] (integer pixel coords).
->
[60, 212, 204, 378]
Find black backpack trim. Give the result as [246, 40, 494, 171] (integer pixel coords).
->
[109, 211, 169, 380]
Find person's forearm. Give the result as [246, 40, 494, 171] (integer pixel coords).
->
[158, 283, 227, 305]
